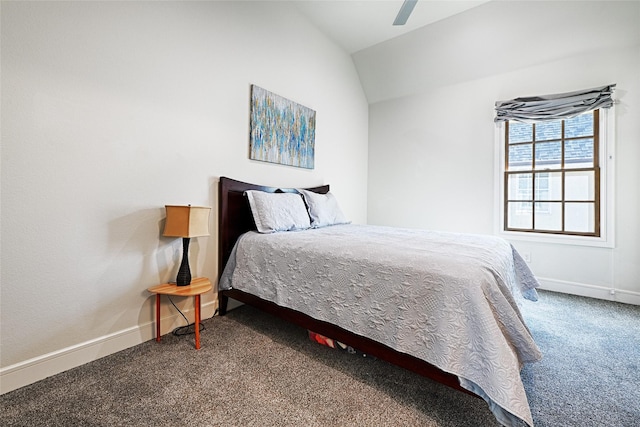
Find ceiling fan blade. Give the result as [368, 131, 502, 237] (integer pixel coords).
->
[393, 0, 418, 26]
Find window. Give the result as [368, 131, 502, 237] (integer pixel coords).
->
[504, 111, 600, 236]
[494, 84, 615, 247]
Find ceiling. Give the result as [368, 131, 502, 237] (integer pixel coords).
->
[293, 0, 490, 54]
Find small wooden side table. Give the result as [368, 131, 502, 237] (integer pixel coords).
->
[147, 277, 212, 350]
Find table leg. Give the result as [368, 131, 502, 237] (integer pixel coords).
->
[195, 294, 201, 350]
[155, 294, 161, 342]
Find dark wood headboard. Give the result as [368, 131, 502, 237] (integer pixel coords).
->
[217, 176, 329, 279]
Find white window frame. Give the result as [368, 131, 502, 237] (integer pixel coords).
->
[494, 105, 615, 248]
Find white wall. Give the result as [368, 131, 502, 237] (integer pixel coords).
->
[362, 1, 640, 303]
[0, 1, 368, 392]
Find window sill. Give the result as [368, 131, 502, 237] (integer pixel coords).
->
[498, 229, 614, 248]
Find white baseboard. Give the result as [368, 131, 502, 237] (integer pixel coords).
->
[0, 302, 217, 395]
[537, 277, 640, 306]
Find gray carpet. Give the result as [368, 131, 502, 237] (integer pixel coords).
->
[1, 290, 638, 426]
[520, 291, 640, 426]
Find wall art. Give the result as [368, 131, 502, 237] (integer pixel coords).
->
[249, 85, 315, 169]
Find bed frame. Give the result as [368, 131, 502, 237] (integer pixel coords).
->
[217, 176, 474, 397]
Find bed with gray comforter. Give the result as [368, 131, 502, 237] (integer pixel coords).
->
[220, 223, 542, 427]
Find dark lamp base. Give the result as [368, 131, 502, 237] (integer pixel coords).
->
[176, 237, 192, 286]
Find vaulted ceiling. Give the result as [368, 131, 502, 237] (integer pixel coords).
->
[293, 0, 489, 54]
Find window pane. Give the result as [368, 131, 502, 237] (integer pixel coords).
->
[508, 173, 532, 200]
[534, 202, 562, 231]
[508, 122, 533, 143]
[535, 121, 561, 141]
[534, 141, 561, 170]
[565, 202, 595, 233]
[507, 202, 532, 229]
[503, 109, 601, 238]
[508, 144, 532, 170]
[565, 113, 594, 138]
[534, 172, 562, 200]
[566, 170, 595, 200]
[565, 138, 594, 168]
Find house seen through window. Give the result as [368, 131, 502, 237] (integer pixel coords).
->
[504, 110, 600, 236]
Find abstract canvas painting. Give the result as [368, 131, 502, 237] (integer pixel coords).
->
[249, 85, 315, 169]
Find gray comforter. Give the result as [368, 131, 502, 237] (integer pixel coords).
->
[219, 224, 542, 426]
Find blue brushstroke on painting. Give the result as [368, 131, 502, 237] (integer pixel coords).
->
[249, 85, 315, 169]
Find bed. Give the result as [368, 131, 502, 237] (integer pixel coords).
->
[217, 176, 542, 427]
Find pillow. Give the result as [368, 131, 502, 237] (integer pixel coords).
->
[245, 190, 311, 233]
[297, 189, 350, 228]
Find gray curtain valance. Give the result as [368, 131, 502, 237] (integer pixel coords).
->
[494, 84, 616, 123]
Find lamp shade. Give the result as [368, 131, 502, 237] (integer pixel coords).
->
[163, 205, 211, 238]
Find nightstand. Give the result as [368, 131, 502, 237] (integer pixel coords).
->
[147, 277, 212, 349]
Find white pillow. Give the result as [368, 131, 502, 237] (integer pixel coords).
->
[245, 190, 311, 233]
[297, 189, 350, 228]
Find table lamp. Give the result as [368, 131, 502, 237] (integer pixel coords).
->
[163, 205, 211, 286]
